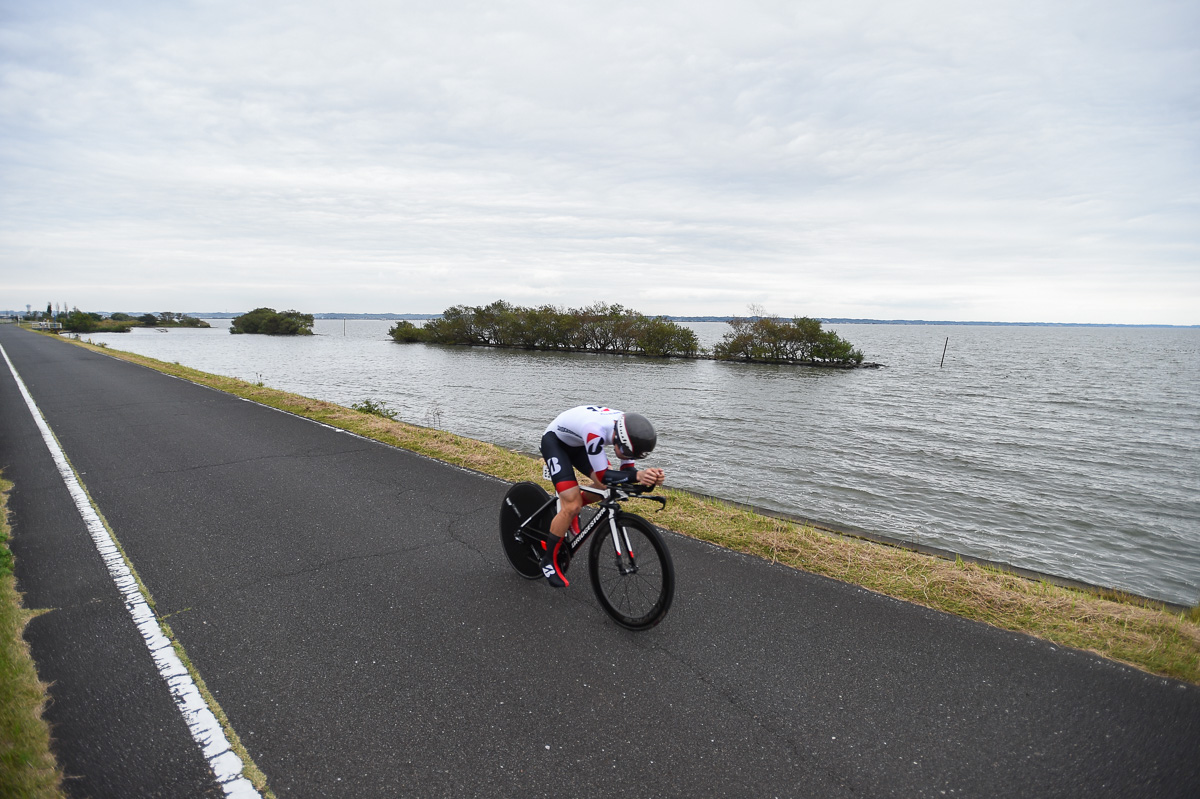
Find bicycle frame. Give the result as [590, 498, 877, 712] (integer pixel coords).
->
[511, 483, 661, 562]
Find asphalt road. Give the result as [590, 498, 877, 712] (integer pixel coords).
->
[1, 324, 1197, 798]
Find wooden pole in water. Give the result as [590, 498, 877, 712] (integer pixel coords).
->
[940, 337, 948, 367]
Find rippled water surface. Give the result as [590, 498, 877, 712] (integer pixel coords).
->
[87, 320, 1200, 605]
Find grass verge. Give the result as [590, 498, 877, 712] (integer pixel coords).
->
[0, 474, 66, 799]
[53, 335, 1200, 684]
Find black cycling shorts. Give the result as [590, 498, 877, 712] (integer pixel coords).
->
[540, 431, 596, 493]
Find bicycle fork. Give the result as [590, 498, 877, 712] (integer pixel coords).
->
[608, 515, 638, 575]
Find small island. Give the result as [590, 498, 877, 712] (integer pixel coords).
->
[712, 308, 865, 365]
[389, 300, 868, 367]
[230, 308, 314, 335]
[391, 300, 698, 357]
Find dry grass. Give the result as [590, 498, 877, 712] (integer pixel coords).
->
[0, 474, 66, 799]
[60, 336, 1200, 684]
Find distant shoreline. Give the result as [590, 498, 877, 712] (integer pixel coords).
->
[7, 312, 1195, 328]
[211, 313, 1200, 328]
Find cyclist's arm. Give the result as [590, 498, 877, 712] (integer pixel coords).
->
[598, 466, 664, 487]
[597, 467, 636, 485]
[614, 453, 664, 487]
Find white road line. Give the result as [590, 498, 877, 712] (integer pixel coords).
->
[1, 343, 262, 799]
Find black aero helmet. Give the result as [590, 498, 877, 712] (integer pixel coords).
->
[614, 412, 657, 459]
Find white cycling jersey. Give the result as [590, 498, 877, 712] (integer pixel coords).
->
[545, 405, 636, 476]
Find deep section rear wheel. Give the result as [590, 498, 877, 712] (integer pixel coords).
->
[500, 482, 553, 579]
[589, 513, 675, 630]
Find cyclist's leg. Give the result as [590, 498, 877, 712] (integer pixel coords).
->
[540, 432, 592, 532]
[539, 433, 589, 586]
[551, 486, 584, 537]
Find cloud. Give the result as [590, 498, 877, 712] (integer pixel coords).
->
[1, 0, 1197, 322]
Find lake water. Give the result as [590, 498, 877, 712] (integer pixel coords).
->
[84, 319, 1200, 607]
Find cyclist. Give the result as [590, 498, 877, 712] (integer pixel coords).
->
[539, 405, 664, 587]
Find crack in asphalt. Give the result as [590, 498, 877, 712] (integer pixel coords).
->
[68, 446, 377, 488]
[632, 636, 852, 789]
[446, 508, 490, 562]
[39, 396, 208, 414]
[228, 541, 439, 594]
[218, 491, 459, 593]
[146, 446, 376, 475]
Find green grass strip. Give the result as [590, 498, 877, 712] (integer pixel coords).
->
[54, 333, 1200, 684]
[0, 473, 66, 799]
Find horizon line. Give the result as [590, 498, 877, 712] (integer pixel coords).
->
[225, 313, 1200, 328]
[4, 311, 1197, 328]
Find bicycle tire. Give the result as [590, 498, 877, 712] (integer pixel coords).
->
[588, 512, 675, 630]
[500, 481, 553, 579]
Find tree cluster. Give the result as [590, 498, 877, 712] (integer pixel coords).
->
[61, 310, 105, 333]
[147, 312, 208, 327]
[391, 301, 699, 357]
[28, 307, 208, 332]
[230, 308, 314, 335]
[72, 312, 209, 332]
[712, 310, 864, 365]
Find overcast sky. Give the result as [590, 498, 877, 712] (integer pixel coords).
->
[2, 0, 1197, 323]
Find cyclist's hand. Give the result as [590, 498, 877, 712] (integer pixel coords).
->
[637, 468, 665, 487]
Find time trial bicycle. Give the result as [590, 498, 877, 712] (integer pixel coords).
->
[499, 477, 675, 630]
